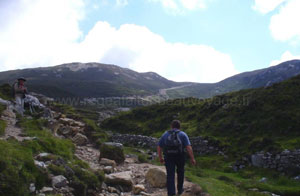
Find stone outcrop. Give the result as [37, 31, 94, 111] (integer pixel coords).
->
[145, 168, 166, 188]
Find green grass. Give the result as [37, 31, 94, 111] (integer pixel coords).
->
[20, 118, 75, 159]
[0, 119, 6, 136]
[0, 117, 105, 196]
[0, 140, 48, 196]
[0, 104, 7, 136]
[123, 146, 150, 163]
[182, 155, 300, 196]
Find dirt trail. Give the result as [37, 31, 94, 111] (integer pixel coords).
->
[75, 145, 196, 196]
[0, 109, 34, 141]
[159, 84, 194, 98]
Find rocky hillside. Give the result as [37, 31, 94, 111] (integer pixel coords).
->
[0, 85, 208, 196]
[0, 62, 186, 98]
[167, 60, 300, 99]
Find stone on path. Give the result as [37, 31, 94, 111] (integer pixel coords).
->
[133, 184, 146, 195]
[99, 158, 117, 169]
[105, 171, 133, 192]
[72, 133, 88, 146]
[145, 168, 166, 188]
[100, 142, 125, 164]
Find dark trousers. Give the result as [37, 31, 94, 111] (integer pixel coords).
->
[165, 155, 185, 196]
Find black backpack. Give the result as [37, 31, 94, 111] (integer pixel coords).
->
[164, 130, 183, 156]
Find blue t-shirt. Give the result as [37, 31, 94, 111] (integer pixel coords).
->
[158, 129, 191, 148]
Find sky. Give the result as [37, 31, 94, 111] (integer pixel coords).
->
[0, 0, 300, 83]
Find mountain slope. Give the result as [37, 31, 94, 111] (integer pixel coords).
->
[101, 73, 300, 154]
[0, 63, 185, 98]
[1, 60, 300, 101]
[167, 60, 300, 99]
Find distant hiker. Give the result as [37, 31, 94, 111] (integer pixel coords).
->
[157, 120, 196, 196]
[12, 77, 28, 115]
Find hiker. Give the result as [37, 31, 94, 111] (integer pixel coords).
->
[157, 120, 196, 196]
[12, 77, 28, 115]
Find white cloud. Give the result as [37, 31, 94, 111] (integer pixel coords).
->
[270, 51, 300, 66]
[179, 0, 207, 10]
[0, 0, 238, 83]
[269, 0, 300, 43]
[252, 0, 287, 14]
[116, 0, 128, 7]
[77, 22, 238, 83]
[148, 0, 210, 14]
[0, 0, 85, 71]
[253, 0, 300, 44]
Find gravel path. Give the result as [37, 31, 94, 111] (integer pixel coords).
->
[75, 144, 196, 196]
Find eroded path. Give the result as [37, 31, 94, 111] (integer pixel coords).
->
[75, 144, 198, 196]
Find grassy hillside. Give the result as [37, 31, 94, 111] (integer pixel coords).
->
[101, 74, 300, 155]
[101, 75, 300, 196]
[167, 60, 300, 99]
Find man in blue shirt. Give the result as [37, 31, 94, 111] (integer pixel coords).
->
[157, 120, 196, 196]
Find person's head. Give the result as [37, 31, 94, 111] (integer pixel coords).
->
[171, 120, 181, 129]
[18, 77, 26, 85]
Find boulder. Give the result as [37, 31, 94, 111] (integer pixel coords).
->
[0, 98, 10, 106]
[190, 184, 203, 196]
[34, 160, 47, 169]
[24, 94, 45, 108]
[52, 175, 68, 188]
[105, 171, 133, 192]
[72, 133, 88, 146]
[46, 120, 61, 134]
[57, 126, 72, 136]
[29, 183, 36, 193]
[100, 142, 125, 164]
[35, 153, 53, 162]
[103, 166, 114, 174]
[99, 158, 117, 168]
[145, 168, 166, 188]
[133, 184, 146, 195]
[59, 118, 85, 127]
[40, 187, 54, 194]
